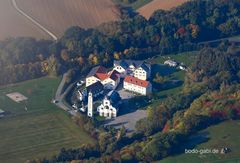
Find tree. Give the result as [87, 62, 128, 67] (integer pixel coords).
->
[92, 55, 99, 65]
[114, 52, 120, 60]
[153, 73, 166, 84]
[143, 132, 184, 161]
[60, 49, 70, 61]
[44, 55, 58, 76]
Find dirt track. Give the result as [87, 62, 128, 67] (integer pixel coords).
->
[12, 0, 58, 41]
[0, 0, 49, 40]
[138, 0, 189, 19]
[0, 0, 119, 40]
[16, 0, 120, 38]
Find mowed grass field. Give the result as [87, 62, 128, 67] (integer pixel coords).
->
[150, 51, 197, 67]
[160, 120, 240, 163]
[0, 0, 49, 40]
[16, 0, 120, 38]
[137, 0, 189, 19]
[0, 77, 94, 163]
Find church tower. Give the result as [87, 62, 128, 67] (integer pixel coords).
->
[87, 92, 93, 117]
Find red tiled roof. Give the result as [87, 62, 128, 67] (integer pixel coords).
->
[87, 66, 107, 78]
[88, 66, 120, 81]
[94, 69, 120, 81]
[96, 73, 109, 80]
[124, 76, 149, 88]
[96, 66, 107, 73]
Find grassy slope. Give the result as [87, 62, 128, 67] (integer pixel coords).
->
[0, 77, 94, 163]
[113, 0, 153, 10]
[151, 51, 240, 163]
[149, 51, 197, 67]
[160, 120, 240, 163]
[149, 51, 197, 97]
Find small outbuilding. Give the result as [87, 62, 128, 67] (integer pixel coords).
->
[164, 60, 178, 67]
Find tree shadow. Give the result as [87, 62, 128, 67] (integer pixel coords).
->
[171, 131, 210, 157]
[117, 97, 150, 116]
[151, 64, 177, 77]
[153, 80, 183, 92]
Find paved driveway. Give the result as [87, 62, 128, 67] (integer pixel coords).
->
[118, 89, 135, 100]
[104, 110, 147, 133]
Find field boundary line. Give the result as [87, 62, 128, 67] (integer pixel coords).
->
[11, 0, 58, 41]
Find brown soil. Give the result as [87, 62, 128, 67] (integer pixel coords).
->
[137, 0, 189, 19]
[0, 0, 49, 40]
[16, 0, 120, 38]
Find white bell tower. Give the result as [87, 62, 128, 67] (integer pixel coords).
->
[87, 92, 93, 117]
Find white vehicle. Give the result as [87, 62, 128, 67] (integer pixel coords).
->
[76, 80, 85, 87]
[53, 99, 59, 104]
[79, 107, 86, 112]
[72, 104, 78, 109]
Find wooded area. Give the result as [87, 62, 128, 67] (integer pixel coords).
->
[1, 0, 239, 86]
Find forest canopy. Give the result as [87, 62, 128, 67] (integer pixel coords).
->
[0, 0, 239, 86]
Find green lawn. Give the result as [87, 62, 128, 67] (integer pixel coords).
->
[159, 120, 240, 163]
[0, 77, 94, 163]
[150, 51, 198, 67]
[113, 0, 153, 10]
[149, 52, 197, 98]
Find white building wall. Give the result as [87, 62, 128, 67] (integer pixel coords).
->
[97, 98, 117, 118]
[123, 82, 147, 95]
[114, 66, 127, 78]
[102, 78, 119, 90]
[129, 65, 136, 72]
[114, 66, 125, 73]
[133, 67, 147, 80]
[86, 76, 99, 87]
[102, 78, 114, 89]
[87, 92, 93, 117]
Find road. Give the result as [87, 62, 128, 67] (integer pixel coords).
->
[11, 0, 58, 41]
[54, 73, 76, 115]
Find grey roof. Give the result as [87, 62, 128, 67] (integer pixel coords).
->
[125, 60, 143, 68]
[114, 60, 151, 72]
[106, 90, 121, 106]
[114, 60, 128, 69]
[86, 81, 103, 94]
[108, 70, 120, 81]
[139, 63, 151, 72]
